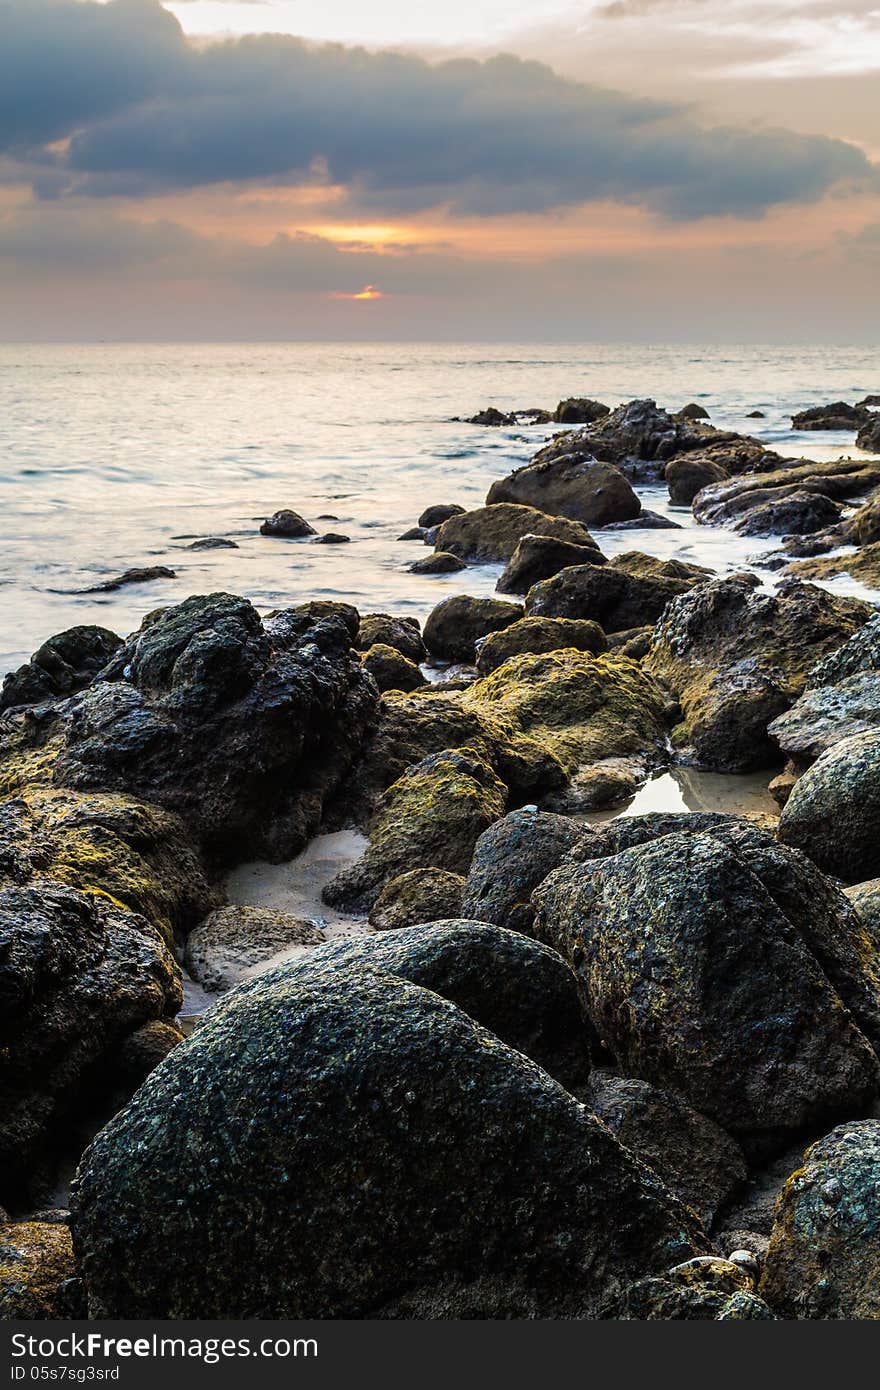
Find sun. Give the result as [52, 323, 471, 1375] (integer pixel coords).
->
[330, 284, 385, 301]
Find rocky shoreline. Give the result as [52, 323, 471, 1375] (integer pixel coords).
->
[3, 392, 880, 1320]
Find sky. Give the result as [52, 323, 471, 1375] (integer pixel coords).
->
[1, 0, 879, 340]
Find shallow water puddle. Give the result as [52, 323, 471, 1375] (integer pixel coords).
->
[582, 766, 778, 826]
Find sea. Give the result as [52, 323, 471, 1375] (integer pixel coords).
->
[2, 340, 879, 679]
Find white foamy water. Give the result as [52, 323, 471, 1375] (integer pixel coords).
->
[1, 341, 878, 674]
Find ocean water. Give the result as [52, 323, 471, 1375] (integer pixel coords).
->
[1, 340, 879, 676]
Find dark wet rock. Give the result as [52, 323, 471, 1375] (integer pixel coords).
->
[533, 832, 880, 1145]
[732, 490, 843, 537]
[545, 756, 647, 813]
[789, 542, 880, 587]
[554, 398, 610, 425]
[465, 406, 515, 426]
[114, 1020, 184, 1092]
[525, 555, 700, 633]
[423, 595, 523, 663]
[677, 403, 710, 420]
[487, 455, 640, 527]
[1, 627, 122, 712]
[858, 415, 880, 452]
[844, 878, 880, 951]
[50, 594, 379, 863]
[187, 537, 239, 551]
[806, 612, 880, 687]
[760, 1121, 880, 1319]
[859, 395, 880, 408]
[418, 504, 465, 529]
[314, 532, 351, 544]
[184, 905, 325, 993]
[747, 410, 766, 418]
[778, 729, 880, 881]
[259, 510, 316, 538]
[496, 534, 603, 595]
[398, 526, 428, 541]
[0, 787, 217, 942]
[0, 881, 180, 1200]
[361, 643, 427, 693]
[836, 491, 880, 547]
[0, 1220, 79, 1319]
[79, 567, 175, 595]
[475, 616, 607, 674]
[600, 509, 682, 530]
[645, 576, 872, 771]
[368, 868, 465, 931]
[71, 954, 705, 1318]
[666, 455, 730, 505]
[792, 402, 867, 430]
[769, 670, 880, 762]
[409, 551, 467, 575]
[356, 613, 425, 664]
[461, 808, 584, 935]
[607, 625, 654, 660]
[694, 456, 880, 529]
[324, 749, 507, 912]
[435, 503, 598, 563]
[289, 600, 360, 640]
[612, 1258, 772, 1320]
[588, 1076, 747, 1228]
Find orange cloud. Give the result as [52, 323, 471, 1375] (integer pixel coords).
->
[330, 284, 384, 300]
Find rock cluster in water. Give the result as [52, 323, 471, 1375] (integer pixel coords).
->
[2, 388, 880, 1320]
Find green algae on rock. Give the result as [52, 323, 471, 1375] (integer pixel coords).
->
[0, 1220, 79, 1320]
[368, 867, 466, 931]
[434, 503, 598, 563]
[360, 642, 426, 693]
[475, 616, 607, 675]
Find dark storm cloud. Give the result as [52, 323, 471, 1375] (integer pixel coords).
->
[0, 0, 875, 220]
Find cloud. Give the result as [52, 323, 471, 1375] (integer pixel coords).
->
[0, 0, 875, 221]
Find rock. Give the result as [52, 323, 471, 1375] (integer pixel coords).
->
[461, 808, 584, 935]
[677, 403, 710, 420]
[612, 1258, 772, 1320]
[79, 566, 176, 595]
[51, 594, 379, 862]
[792, 402, 866, 430]
[487, 456, 641, 527]
[324, 749, 507, 912]
[1, 627, 122, 712]
[315, 532, 351, 544]
[838, 492, 880, 546]
[525, 558, 698, 633]
[588, 1076, 747, 1228]
[114, 1020, 184, 1091]
[435, 503, 598, 563]
[71, 955, 706, 1318]
[768, 670, 880, 762]
[496, 534, 603, 594]
[844, 878, 880, 950]
[806, 612, 880, 686]
[693, 457, 880, 529]
[532, 832, 880, 1144]
[789, 542, 880, 587]
[858, 396, 880, 408]
[356, 613, 425, 664]
[646, 576, 872, 771]
[184, 905, 326, 993]
[746, 410, 766, 418]
[858, 415, 880, 452]
[0, 881, 181, 1200]
[409, 551, 467, 575]
[368, 869, 465, 931]
[601, 509, 682, 530]
[186, 537, 239, 550]
[778, 730, 880, 881]
[259, 510, 316, 538]
[418, 504, 465, 528]
[423, 595, 523, 663]
[475, 616, 607, 674]
[0, 1221, 79, 1319]
[289, 600, 360, 640]
[398, 526, 427, 541]
[465, 406, 515, 426]
[554, 398, 610, 425]
[732, 490, 843, 537]
[760, 1121, 880, 1319]
[361, 643, 427, 693]
[547, 756, 645, 811]
[607, 625, 654, 659]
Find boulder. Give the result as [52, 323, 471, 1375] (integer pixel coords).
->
[496, 534, 603, 594]
[778, 730, 880, 881]
[475, 617, 607, 675]
[259, 510, 316, 538]
[666, 455, 729, 507]
[693, 457, 880, 529]
[857, 415, 880, 453]
[418, 504, 465, 528]
[768, 670, 880, 762]
[368, 869, 465, 931]
[525, 558, 698, 633]
[409, 551, 467, 575]
[434, 504, 597, 563]
[51, 595, 379, 862]
[356, 613, 425, 664]
[806, 612, 880, 686]
[361, 643, 427, 693]
[184, 905, 326, 993]
[0, 1221, 79, 1319]
[0, 881, 181, 1200]
[0, 627, 121, 712]
[465, 406, 515, 426]
[645, 577, 872, 771]
[554, 398, 610, 425]
[323, 749, 507, 912]
[71, 956, 705, 1318]
[487, 456, 640, 527]
[461, 808, 584, 935]
[789, 542, 880, 587]
[423, 595, 523, 663]
[613, 1259, 773, 1320]
[289, 600, 360, 640]
[760, 1121, 880, 1319]
[677, 403, 710, 420]
[588, 1076, 747, 1228]
[844, 878, 880, 952]
[78, 567, 175, 595]
[532, 833, 880, 1144]
[792, 403, 866, 430]
[732, 490, 843, 537]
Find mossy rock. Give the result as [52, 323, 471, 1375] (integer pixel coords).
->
[0, 1220, 80, 1319]
[360, 643, 426, 693]
[475, 617, 606, 675]
[368, 868, 465, 931]
[434, 503, 598, 563]
[790, 541, 880, 588]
